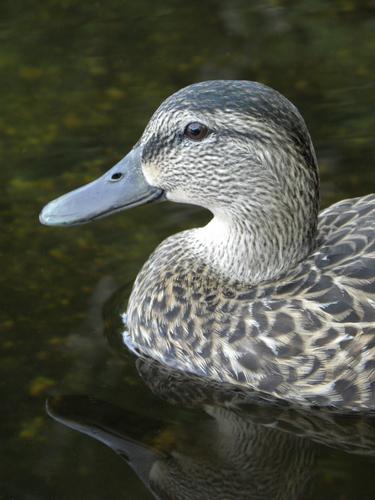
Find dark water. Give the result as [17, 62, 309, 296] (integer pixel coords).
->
[1, 1, 375, 498]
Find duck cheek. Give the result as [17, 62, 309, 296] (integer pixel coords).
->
[165, 188, 211, 210]
[165, 189, 192, 204]
[142, 163, 162, 188]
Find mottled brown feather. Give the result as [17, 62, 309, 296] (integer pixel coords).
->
[126, 195, 375, 412]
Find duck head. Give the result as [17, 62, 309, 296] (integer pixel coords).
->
[40, 80, 319, 284]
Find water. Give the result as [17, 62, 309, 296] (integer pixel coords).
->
[1, 1, 374, 498]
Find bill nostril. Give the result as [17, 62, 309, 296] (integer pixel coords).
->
[110, 172, 123, 181]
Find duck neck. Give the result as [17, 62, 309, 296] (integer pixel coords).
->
[192, 210, 316, 286]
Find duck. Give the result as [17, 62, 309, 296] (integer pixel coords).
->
[40, 80, 375, 412]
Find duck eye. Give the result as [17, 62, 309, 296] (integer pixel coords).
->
[184, 122, 209, 141]
[110, 172, 123, 181]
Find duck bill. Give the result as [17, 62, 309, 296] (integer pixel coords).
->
[39, 147, 164, 226]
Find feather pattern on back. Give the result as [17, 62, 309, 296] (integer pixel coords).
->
[127, 194, 375, 411]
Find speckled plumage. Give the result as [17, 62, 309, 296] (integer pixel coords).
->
[123, 81, 375, 412]
[126, 193, 375, 411]
[136, 357, 375, 456]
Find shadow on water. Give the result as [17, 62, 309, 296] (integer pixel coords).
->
[47, 356, 375, 500]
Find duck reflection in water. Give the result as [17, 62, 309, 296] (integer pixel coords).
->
[47, 357, 375, 500]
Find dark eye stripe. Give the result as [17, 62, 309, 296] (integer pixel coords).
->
[184, 122, 209, 141]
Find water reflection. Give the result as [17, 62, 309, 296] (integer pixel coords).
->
[48, 357, 375, 500]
